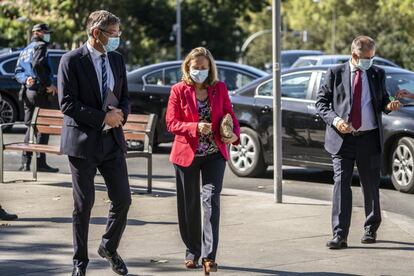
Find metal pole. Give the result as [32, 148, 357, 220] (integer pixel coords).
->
[176, 0, 182, 60]
[272, 0, 282, 203]
[331, 7, 336, 54]
[27, 0, 32, 44]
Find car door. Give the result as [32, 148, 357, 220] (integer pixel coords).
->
[306, 70, 334, 166]
[253, 71, 316, 163]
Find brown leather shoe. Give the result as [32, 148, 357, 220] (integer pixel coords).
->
[184, 259, 198, 269]
[202, 259, 218, 275]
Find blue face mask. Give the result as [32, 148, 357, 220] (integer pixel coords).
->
[190, 68, 209, 84]
[357, 58, 373, 71]
[103, 37, 120, 52]
[43, 33, 51, 43]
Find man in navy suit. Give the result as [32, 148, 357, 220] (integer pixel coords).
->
[316, 36, 402, 249]
[58, 10, 130, 275]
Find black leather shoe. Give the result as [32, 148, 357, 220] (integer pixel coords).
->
[72, 266, 86, 276]
[326, 236, 348, 249]
[0, 207, 18, 221]
[18, 164, 30, 171]
[37, 164, 59, 173]
[98, 245, 128, 275]
[361, 230, 377, 244]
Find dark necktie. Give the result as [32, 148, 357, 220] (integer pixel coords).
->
[350, 69, 362, 130]
[101, 54, 107, 101]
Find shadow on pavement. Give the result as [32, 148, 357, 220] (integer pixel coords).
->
[16, 217, 177, 226]
[219, 265, 359, 275]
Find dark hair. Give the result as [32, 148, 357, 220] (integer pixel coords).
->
[351, 35, 376, 55]
[86, 10, 120, 36]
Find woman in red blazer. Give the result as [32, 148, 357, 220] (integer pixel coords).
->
[166, 47, 240, 274]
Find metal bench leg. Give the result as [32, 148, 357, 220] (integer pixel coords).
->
[147, 156, 152, 193]
[0, 148, 3, 183]
[32, 154, 37, 181]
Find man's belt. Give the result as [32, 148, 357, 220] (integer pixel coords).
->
[351, 128, 377, 136]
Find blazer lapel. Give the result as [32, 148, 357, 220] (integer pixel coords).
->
[80, 45, 103, 106]
[342, 64, 352, 108]
[207, 85, 217, 123]
[367, 68, 378, 103]
[108, 53, 119, 95]
[185, 86, 198, 121]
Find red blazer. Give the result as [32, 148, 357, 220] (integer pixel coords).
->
[166, 81, 240, 167]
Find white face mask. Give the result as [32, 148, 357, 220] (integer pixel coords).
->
[190, 68, 209, 84]
[43, 33, 51, 43]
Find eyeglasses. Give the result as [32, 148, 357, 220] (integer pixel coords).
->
[100, 29, 122, 38]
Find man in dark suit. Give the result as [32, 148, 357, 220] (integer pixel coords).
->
[58, 10, 130, 276]
[316, 35, 402, 249]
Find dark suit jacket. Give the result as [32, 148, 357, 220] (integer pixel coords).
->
[315, 63, 390, 155]
[57, 44, 130, 159]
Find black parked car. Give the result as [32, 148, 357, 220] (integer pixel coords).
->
[127, 60, 268, 144]
[229, 65, 414, 193]
[0, 49, 65, 126]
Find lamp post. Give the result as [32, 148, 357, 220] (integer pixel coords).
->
[272, 0, 282, 203]
[176, 0, 182, 60]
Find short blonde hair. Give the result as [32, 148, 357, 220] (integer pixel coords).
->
[181, 47, 218, 87]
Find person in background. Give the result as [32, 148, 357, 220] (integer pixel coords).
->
[15, 23, 59, 173]
[0, 205, 17, 221]
[316, 35, 402, 249]
[166, 47, 240, 275]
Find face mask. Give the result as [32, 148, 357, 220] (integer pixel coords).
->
[43, 33, 51, 43]
[357, 58, 373, 71]
[103, 37, 120, 52]
[190, 68, 209, 84]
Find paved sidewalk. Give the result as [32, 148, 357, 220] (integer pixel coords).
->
[1, 171, 414, 275]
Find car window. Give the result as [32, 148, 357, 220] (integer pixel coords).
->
[374, 59, 392, 67]
[49, 55, 62, 75]
[292, 59, 317, 68]
[145, 69, 164, 85]
[2, 57, 17, 74]
[164, 67, 182, 85]
[257, 79, 273, 96]
[218, 68, 255, 91]
[386, 73, 414, 97]
[281, 72, 312, 98]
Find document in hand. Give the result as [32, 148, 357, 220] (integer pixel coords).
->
[103, 89, 120, 130]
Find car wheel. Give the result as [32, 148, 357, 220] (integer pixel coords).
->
[0, 95, 18, 131]
[390, 137, 414, 193]
[228, 127, 267, 177]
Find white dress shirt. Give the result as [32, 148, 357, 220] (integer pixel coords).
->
[86, 42, 115, 98]
[333, 61, 377, 131]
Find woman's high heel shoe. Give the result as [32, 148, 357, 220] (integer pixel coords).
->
[202, 259, 218, 275]
[184, 259, 198, 269]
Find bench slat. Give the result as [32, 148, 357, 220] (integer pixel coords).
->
[36, 125, 62, 135]
[36, 117, 63, 126]
[5, 143, 61, 154]
[123, 123, 147, 132]
[126, 114, 150, 123]
[124, 132, 146, 141]
[38, 109, 64, 118]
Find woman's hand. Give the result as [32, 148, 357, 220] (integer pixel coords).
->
[221, 132, 238, 144]
[198, 122, 212, 135]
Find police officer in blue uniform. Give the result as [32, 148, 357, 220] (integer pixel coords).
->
[15, 23, 59, 172]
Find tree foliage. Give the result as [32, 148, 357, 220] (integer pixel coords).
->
[1, 0, 414, 70]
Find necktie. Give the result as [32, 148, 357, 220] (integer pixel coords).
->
[350, 69, 362, 130]
[101, 54, 107, 101]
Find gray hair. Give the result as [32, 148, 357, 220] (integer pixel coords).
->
[86, 10, 120, 36]
[351, 35, 376, 56]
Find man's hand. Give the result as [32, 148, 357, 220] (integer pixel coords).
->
[26, 76, 35, 87]
[104, 106, 124, 128]
[396, 89, 414, 99]
[221, 132, 238, 144]
[46, 85, 57, 95]
[386, 100, 402, 111]
[198, 122, 212, 135]
[335, 119, 354, 134]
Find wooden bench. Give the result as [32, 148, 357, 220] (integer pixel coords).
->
[0, 108, 157, 193]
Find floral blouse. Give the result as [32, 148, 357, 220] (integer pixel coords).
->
[195, 98, 219, 156]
